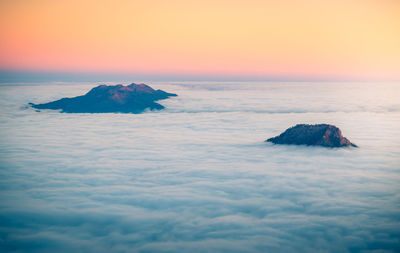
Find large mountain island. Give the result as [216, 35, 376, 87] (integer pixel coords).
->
[30, 83, 177, 113]
[266, 124, 357, 148]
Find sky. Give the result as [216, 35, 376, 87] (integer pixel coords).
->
[0, 0, 399, 81]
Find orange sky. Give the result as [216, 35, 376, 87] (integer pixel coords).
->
[0, 0, 399, 80]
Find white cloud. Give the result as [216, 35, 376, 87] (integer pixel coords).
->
[0, 81, 399, 252]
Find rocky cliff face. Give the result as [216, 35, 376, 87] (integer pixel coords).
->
[30, 83, 177, 113]
[266, 124, 357, 147]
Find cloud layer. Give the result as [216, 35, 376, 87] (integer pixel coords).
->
[0, 81, 399, 252]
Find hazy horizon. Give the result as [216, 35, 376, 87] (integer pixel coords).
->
[1, 70, 400, 84]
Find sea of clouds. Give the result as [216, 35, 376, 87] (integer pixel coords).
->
[0, 81, 399, 252]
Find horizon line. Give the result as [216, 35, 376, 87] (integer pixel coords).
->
[0, 69, 398, 83]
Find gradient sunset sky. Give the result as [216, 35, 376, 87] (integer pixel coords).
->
[0, 0, 399, 80]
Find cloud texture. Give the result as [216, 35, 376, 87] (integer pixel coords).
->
[0, 81, 399, 252]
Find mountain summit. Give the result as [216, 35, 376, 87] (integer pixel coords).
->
[30, 83, 177, 113]
[266, 124, 357, 148]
